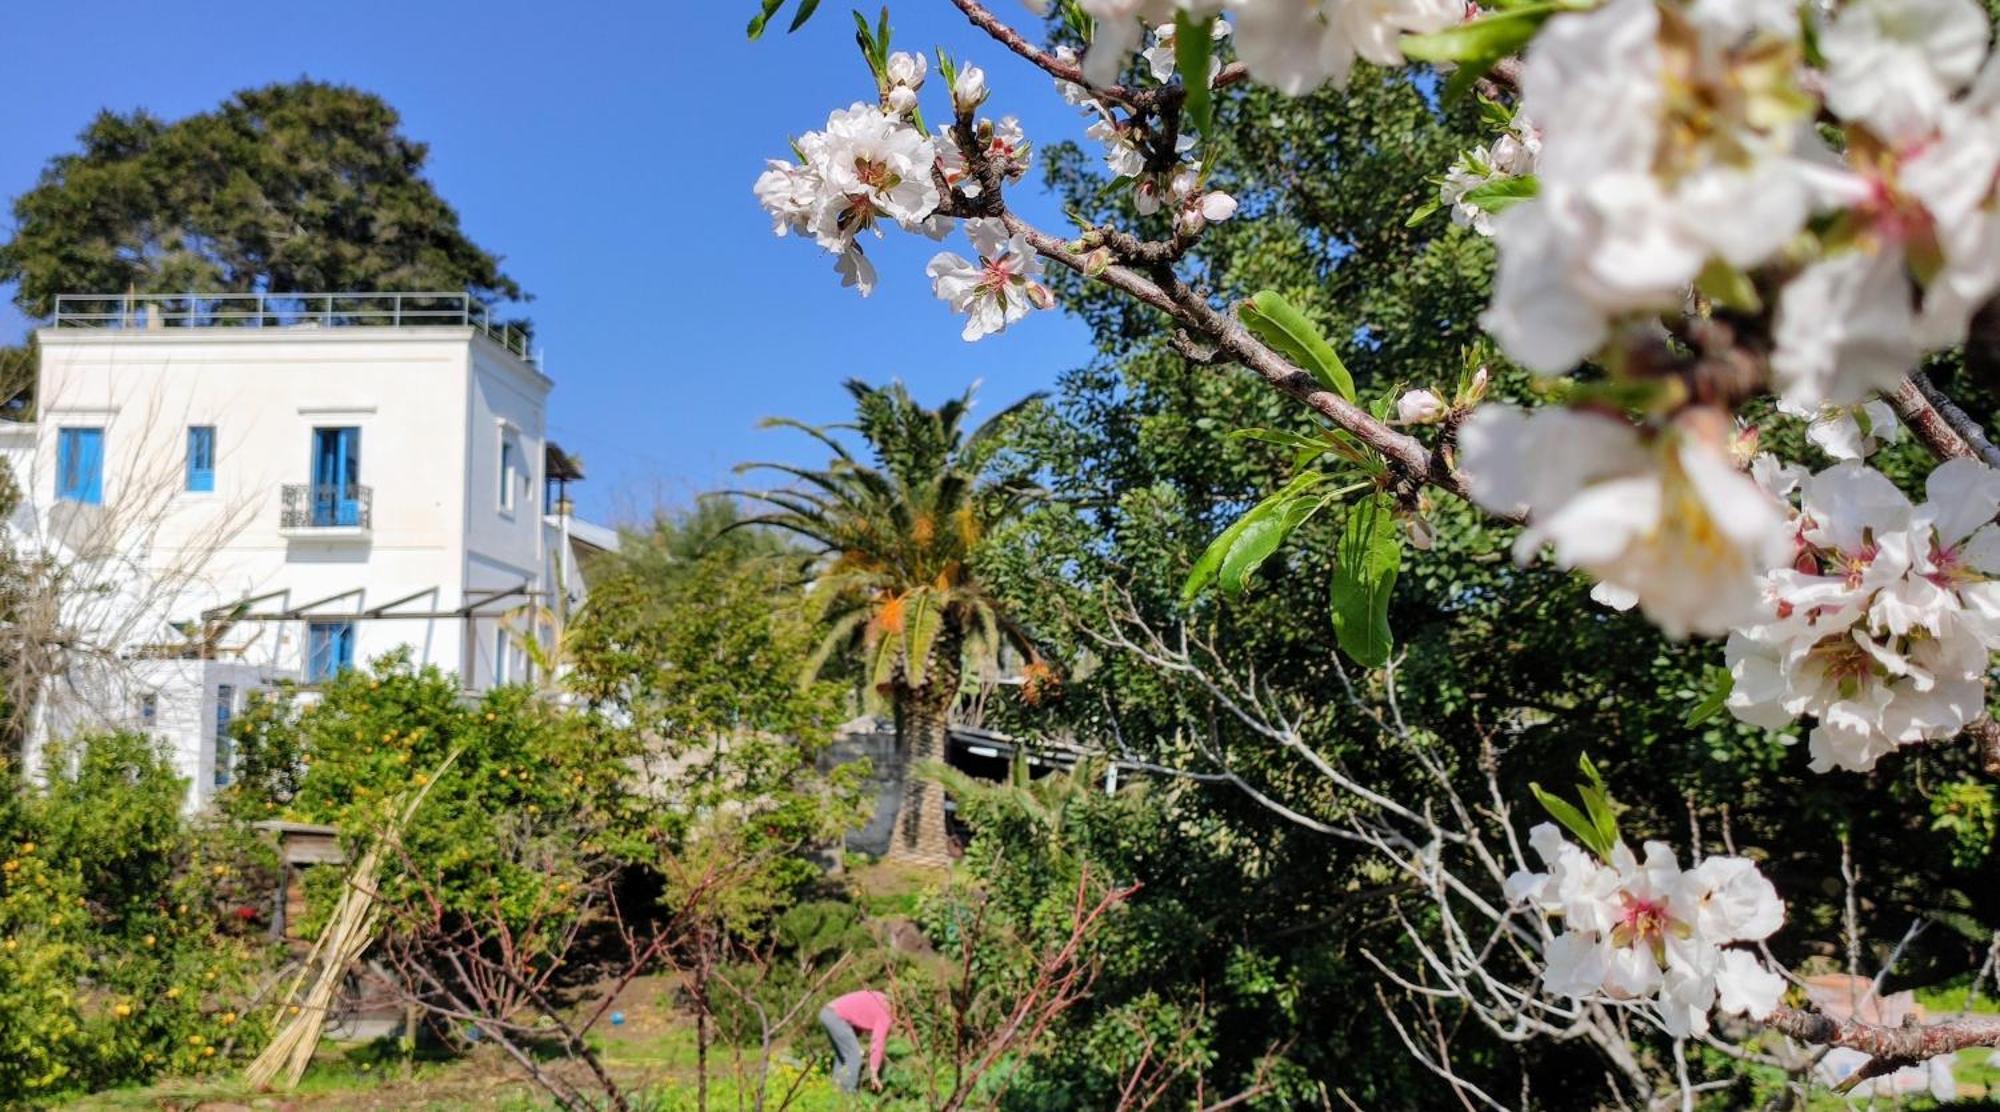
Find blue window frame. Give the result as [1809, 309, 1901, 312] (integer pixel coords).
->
[214, 685, 235, 787]
[306, 621, 356, 682]
[186, 426, 216, 492]
[56, 427, 104, 504]
[310, 427, 361, 527]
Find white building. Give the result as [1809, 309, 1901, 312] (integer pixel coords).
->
[2, 292, 615, 809]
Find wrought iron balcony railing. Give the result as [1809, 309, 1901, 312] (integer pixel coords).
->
[280, 483, 372, 531]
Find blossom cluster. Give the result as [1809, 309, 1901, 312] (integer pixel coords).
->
[1460, 405, 1792, 638]
[1506, 823, 1787, 1038]
[1437, 111, 1539, 236]
[1050, 0, 1467, 93]
[1482, 0, 2000, 414]
[755, 59, 1062, 340]
[1057, 26, 1239, 233]
[753, 104, 943, 296]
[1725, 457, 2000, 772]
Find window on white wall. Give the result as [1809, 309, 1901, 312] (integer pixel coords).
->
[499, 434, 520, 512]
[494, 625, 511, 686]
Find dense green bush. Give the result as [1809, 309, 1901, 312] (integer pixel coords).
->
[0, 732, 272, 1103]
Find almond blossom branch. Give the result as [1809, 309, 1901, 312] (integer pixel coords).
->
[945, 0, 1247, 109]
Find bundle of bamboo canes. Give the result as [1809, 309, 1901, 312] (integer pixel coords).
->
[245, 750, 459, 1091]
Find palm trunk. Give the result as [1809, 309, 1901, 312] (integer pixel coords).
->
[887, 621, 962, 867]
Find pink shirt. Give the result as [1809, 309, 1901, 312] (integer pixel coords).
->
[830, 990, 893, 1078]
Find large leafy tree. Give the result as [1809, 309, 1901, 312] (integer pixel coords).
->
[0, 80, 522, 318]
[964, 62, 2000, 1105]
[739, 379, 1044, 864]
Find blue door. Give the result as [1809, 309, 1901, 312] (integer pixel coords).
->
[311, 427, 360, 526]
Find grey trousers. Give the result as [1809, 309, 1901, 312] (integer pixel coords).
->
[820, 1004, 863, 1092]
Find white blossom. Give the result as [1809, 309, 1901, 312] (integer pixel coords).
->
[754, 104, 942, 298]
[1780, 398, 1902, 461]
[1141, 18, 1230, 83]
[1821, 0, 1991, 142]
[1724, 458, 2000, 772]
[1509, 824, 1786, 1038]
[926, 218, 1056, 341]
[1396, 389, 1446, 424]
[1439, 114, 1540, 236]
[1483, 0, 1849, 375]
[953, 63, 990, 113]
[938, 117, 1032, 198]
[1461, 405, 1792, 639]
[1078, 0, 1210, 87]
[1770, 250, 1920, 411]
[1051, 45, 1096, 106]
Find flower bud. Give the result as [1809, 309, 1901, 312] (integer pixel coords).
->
[885, 51, 926, 90]
[1080, 246, 1114, 276]
[1466, 365, 1490, 402]
[1397, 388, 1447, 425]
[953, 64, 989, 113]
[886, 85, 918, 116]
[1197, 191, 1238, 224]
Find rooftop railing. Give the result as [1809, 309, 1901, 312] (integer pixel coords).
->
[50, 291, 538, 366]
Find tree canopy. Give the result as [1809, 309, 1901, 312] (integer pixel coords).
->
[0, 80, 523, 318]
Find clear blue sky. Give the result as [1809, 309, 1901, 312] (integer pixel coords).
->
[0, 1, 1097, 523]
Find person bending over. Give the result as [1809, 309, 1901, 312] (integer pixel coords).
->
[820, 988, 892, 1093]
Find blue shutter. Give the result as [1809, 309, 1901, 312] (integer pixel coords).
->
[186, 426, 215, 492]
[308, 621, 356, 682]
[58, 428, 105, 505]
[214, 685, 235, 786]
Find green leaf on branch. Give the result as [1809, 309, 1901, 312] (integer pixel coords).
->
[1183, 471, 1326, 602]
[1330, 493, 1401, 667]
[787, 0, 822, 32]
[1240, 291, 1356, 402]
[748, 0, 788, 38]
[1461, 175, 1538, 214]
[1529, 755, 1624, 859]
[1529, 784, 1610, 857]
[1400, 4, 1571, 65]
[1174, 12, 1216, 136]
[1683, 665, 1734, 727]
[901, 587, 943, 688]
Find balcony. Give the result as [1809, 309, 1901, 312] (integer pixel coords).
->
[279, 483, 372, 539]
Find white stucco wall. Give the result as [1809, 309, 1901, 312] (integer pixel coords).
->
[18, 323, 561, 805]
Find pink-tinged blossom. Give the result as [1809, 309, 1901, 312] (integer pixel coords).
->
[1725, 458, 2000, 772]
[926, 218, 1056, 341]
[1509, 825, 1786, 1038]
[754, 104, 942, 298]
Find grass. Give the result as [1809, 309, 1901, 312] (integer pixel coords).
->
[65, 991, 937, 1110]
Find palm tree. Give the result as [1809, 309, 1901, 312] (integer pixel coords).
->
[736, 379, 1045, 864]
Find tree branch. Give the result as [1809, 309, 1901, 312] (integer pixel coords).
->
[1910, 371, 2000, 469]
[1886, 376, 1978, 462]
[1761, 1005, 2000, 1089]
[946, 0, 1246, 109]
